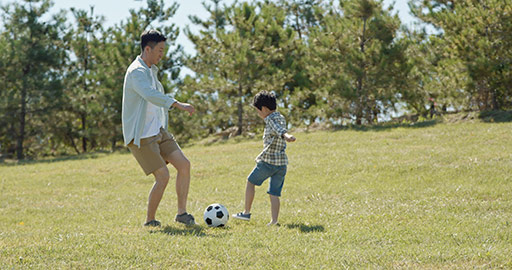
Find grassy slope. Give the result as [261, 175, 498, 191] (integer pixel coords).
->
[1, 121, 511, 269]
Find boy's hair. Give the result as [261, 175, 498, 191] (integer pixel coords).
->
[140, 29, 167, 52]
[253, 91, 277, 110]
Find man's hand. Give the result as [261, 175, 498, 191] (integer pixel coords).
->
[173, 101, 195, 116]
[283, 133, 296, 142]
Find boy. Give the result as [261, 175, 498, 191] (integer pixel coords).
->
[122, 29, 196, 226]
[232, 91, 296, 226]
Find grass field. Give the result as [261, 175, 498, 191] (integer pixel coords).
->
[1, 120, 512, 269]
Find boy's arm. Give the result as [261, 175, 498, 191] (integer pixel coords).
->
[282, 133, 296, 142]
[266, 117, 296, 142]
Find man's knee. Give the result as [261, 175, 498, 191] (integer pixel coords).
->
[153, 166, 170, 185]
[180, 157, 191, 172]
[168, 153, 190, 173]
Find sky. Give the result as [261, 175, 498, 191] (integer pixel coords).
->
[73, 0, 417, 55]
[0, 0, 419, 56]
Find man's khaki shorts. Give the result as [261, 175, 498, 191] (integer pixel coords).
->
[128, 127, 180, 175]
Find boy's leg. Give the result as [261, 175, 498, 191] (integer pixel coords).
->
[244, 162, 272, 214]
[244, 181, 256, 214]
[234, 162, 271, 220]
[165, 149, 191, 215]
[267, 165, 286, 225]
[147, 166, 170, 222]
[269, 195, 280, 225]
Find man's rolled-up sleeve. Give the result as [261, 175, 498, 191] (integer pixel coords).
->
[130, 68, 175, 110]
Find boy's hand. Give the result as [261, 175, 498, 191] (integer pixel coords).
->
[173, 101, 195, 116]
[283, 133, 296, 142]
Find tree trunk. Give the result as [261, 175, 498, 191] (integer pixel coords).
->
[491, 88, 499, 110]
[237, 81, 243, 136]
[65, 121, 80, 155]
[68, 132, 81, 155]
[111, 136, 116, 152]
[81, 31, 89, 153]
[17, 73, 28, 160]
[16, 0, 32, 160]
[477, 79, 490, 111]
[356, 18, 368, 125]
[81, 112, 87, 153]
[295, 11, 302, 40]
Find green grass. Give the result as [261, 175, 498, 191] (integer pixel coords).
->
[1, 121, 512, 269]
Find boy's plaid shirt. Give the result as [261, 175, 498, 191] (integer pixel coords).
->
[255, 112, 288, 166]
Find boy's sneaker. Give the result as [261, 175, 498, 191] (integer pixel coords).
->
[175, 212, 196, 225]
[232, 212, 251, 221]
[144, 220, 161, 227]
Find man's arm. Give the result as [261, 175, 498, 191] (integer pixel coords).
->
[130, 68, 175, 110]
[171, 101, 195, 115]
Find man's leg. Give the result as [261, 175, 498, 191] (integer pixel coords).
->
[165, 150, 191, 215]
[147, 166, 170, 222]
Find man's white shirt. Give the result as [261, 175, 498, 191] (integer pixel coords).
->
[141, 69, 163, 138]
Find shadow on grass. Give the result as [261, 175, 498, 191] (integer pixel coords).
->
[285, 223, 325, 233]
[479, 110, 512, 123]
[0, 149, 129, 167]
[151, 225, 207, 237]
[333, 119, 440, 132]
[151, 224, 230, 237]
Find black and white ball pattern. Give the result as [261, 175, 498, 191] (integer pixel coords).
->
[203, 203, 229, 227]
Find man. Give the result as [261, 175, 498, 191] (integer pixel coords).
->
[122, 29, 195, 226]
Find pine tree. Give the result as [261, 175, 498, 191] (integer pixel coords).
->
[308, 0, 408, 124]
[186, 1, 296, 135]
[66, 6, 105, 153]
[279, 0, 322, 40]
[410, 0, 512, 110]
[277, 0, 324, 127]
[0, 31, 12, 157]
[400, 28, 469, 117]
[0, 0, 67, 159]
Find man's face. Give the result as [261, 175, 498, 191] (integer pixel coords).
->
[146, 41, 166, 66]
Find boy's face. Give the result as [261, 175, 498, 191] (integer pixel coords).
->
[255, 106, 270, 119]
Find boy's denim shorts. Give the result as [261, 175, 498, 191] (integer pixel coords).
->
[248, 161, 287, 197]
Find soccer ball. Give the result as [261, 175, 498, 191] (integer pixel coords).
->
[203, 203, 229, 227]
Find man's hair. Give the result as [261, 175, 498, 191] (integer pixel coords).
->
[253, 91, 277, 110]
[140, 29, 167, 52]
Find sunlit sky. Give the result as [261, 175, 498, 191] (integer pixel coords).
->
[0, 0, 418, 56]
